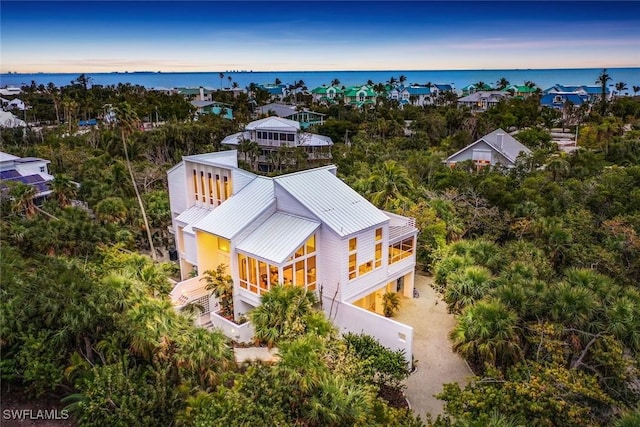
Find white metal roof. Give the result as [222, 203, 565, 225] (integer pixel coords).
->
[175, 206, 211, 234]
[0, 151, 20, 162]
[183, 150, 239, 168]
[236, 212, 320, 264]
[192, 177, 275, 239]
[246, 117, 300, 131]
[220, 131, 251, 146]
[298, 133, 333, 147]
[274, 168, 389, 238]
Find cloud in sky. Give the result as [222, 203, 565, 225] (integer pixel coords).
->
[1, 1, 639, 72]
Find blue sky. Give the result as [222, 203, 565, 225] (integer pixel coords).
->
[1, 1, 639, 72]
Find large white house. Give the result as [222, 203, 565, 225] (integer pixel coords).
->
[0, 151, 54, 203]
[168, 151, 418, 362]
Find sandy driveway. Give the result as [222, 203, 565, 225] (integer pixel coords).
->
[395, 273, 472, 420]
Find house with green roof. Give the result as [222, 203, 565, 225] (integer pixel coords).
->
[310, 85, 344, 104]
[502, 84, 538, 98]
[177, 87, 215, 101]
[461, 83, 493, 96]
[343, 85, 377, 107]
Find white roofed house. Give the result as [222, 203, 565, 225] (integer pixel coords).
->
[167, 151, 419, 363]
[0, 151, 55, 205]
[221, 116, 332, 172]
[445, 128, 532, 169]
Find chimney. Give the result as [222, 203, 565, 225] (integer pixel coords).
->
[199, 86, 205, 101]
[497, 133, 504, 150]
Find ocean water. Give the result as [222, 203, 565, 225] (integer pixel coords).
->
[1, 68, 639, 93]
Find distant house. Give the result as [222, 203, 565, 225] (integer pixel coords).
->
[310, 85, 344, 104]
[4, 98, 27, 111]
[220, 117, 333, 172]
[256, 103, 325, 129]
[457, 91, 508, 112]
[191, 100, 234, 120]
[429, 84, 454, 98]
[544, 84, 610, 103]
[177, 87, 214, 101]
[167, 151, 418, 363]
[343, 85, 377, 107]
[502, 84, 538, 97]
[256, 84, 288, 101]
[403, 86, 432, 106]
[0, 151, 54, 204]
[0, 87, 22, 97]
[461, 83, 493, 96]
[445, 128, 532, 169]
[539, 93, 589, 111]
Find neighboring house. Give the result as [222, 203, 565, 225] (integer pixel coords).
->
[149, 87, 179, 96]
[191, 100, 234, 120]
[502, 84, 538, 97]
[0, 151, 54, 204]
[457, 91, 508, 112]
[445, 128, 532, 169]
[343, 85, 377, 107]
[177, 87, 215, 101]
[402, 86, 432, 106]
[0, 111, 26, 128]
[256, 84, 287, 101]
[221, 86, 247, 98]
[430, 84, 454, 98]
[167, 150, 418, 362]
[387, 85, 405, 103]
[461, 83, 492, 96]
[310, 85, 344, 104]
[256, 103, 325, 129]
[539, 93, 589, 111]
[544, 84, 610, 103]
[220, 117, 332, 172]
[0, 87, 22, 97]
[5, 98, 26, 111]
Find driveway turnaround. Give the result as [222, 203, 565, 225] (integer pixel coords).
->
[395, 273, 473, 420]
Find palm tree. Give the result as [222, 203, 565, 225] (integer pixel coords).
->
[202, 264, 234, 320]
[114, 102, 157, 261]
[227, 75, 232, 89]
[94, 196, 128, 224]
[596, 68, 611, 115]
[51, 174, 77, 208]
[614, 81, 628, 97]
[450, 299, 522, 370]
[367, 160, 414, 210]
[633, 85, 640, 96]
[8, 181, 37, 218]
[175, 327, 232, 388]
[218, 72, 224, 90]
[398, 75, 407, 85]
[496, 77, 510, 90]
[444, 265, 494, 313]
[330, 78, 340, 87]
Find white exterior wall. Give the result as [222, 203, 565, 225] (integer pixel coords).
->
[341, 225, 390, 302]
[184, 160, 234, 209]
[182, 231, 198, 265]
[447, 141, 513, 167]
[15, 161, 49, 176]
[316, 227, 345, 302]
[168, 163, 188, 216]
[326, 299, 413, 365]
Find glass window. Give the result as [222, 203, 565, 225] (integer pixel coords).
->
[295, 244, 304, 258]
[223, 176, 229, 199]
[287, 134, 295, 142]
[259, 261, 268, 291]
[306, 256, 316, 285]
[280, 133, 287, 141]
[306, 235, 316, 254]
[193, 170, 198, 200]
[359, 261, 373, 276]
[215, 174, 221, 203]
[375, 242, 382, 268]
[295, 260, 304, 287]
[273, 133, 279, 141]
[238, 254, 247, 281]
[248, 257, 257, 286]
[349, 238, 357, 252]
[208, 173, 214, 204]
[283, 265, 293, 286]
[270, 266, 279, 286]
[349, 253, 356, 280]
[200, 171, 205, 200]
[375, 228, 382, 241]
[268, 132, 273, 140]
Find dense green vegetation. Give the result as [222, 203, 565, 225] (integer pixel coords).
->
[2, 75, 640, 425]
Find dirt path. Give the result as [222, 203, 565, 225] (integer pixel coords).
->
[395, 274, 472, 421]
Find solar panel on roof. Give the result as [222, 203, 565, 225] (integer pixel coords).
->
[16, 174, 45, 184]
[0, 170, 21, 179]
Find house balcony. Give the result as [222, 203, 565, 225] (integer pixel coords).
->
[170, 275, 208, 307]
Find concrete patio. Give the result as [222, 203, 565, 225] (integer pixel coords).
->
[395, 273, 473, 420]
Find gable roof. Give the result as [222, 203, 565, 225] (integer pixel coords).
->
[193, 177, 275, 239]
[257, 103, 325, 119]
[274, 167, 389, 237]
[406, 86, 431, 95]
[540, 93, 588, 106]
[236, 212, 320, 264]
[433, 84, 453, 91]
[446, 128, 532, 165]
[246, 116, 300, 131]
